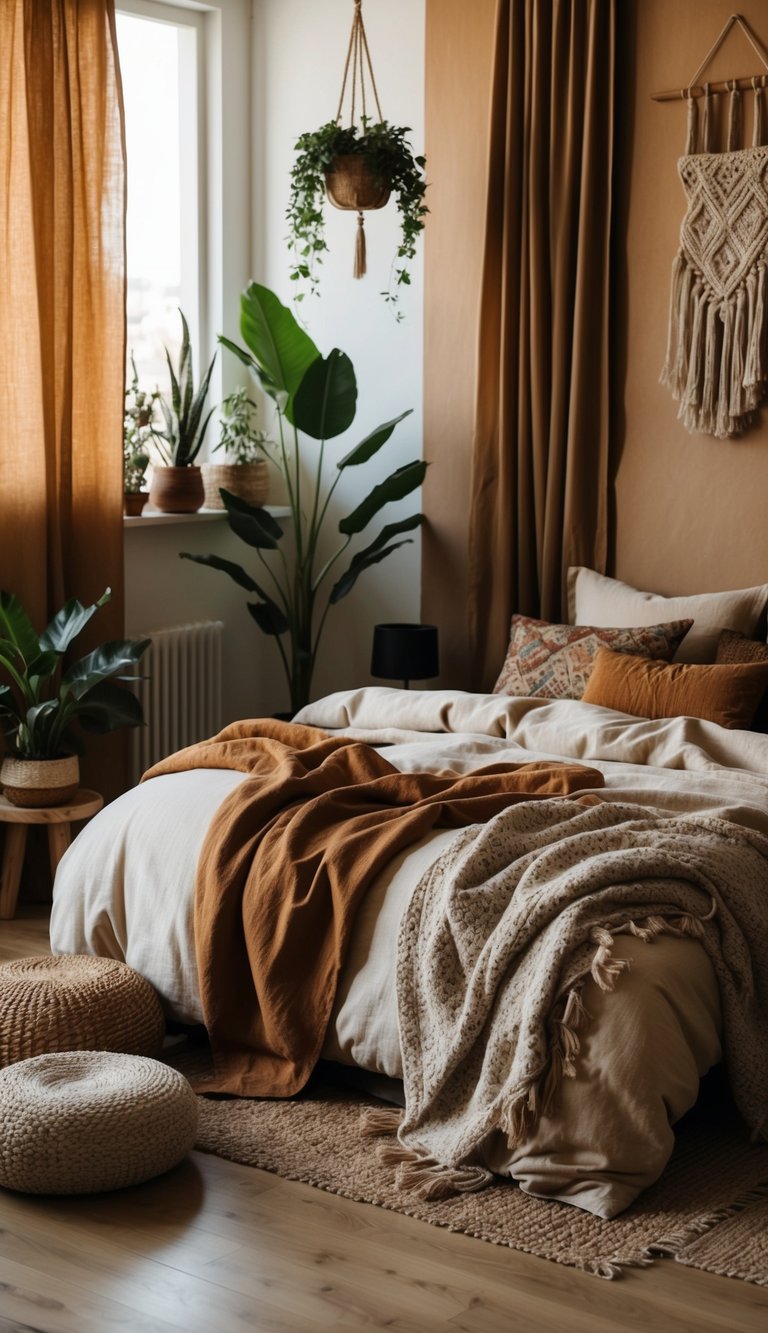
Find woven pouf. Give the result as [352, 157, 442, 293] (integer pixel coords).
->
[0, 1051, 199, 1194]
[0, 955, 165, 1068]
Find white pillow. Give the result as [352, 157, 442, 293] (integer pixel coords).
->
[567, 567, 768, 664]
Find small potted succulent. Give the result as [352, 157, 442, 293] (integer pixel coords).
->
[149, 310, 217, 513]
[201, 387, 272, 510]
[0, 589, 149, 806]
[123, 354, 160, 516]
[287, 119, 427, 317]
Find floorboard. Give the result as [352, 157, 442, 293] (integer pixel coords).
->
[1, 907, 767, 1332]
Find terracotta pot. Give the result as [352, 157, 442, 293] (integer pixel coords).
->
[325, 155, 390, 212]
[148, 466, 204, 514]
[1, 755, 80, 808]
[201, 461, 269, 510]
[123, 491, 149, 517]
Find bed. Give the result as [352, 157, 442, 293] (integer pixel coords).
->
[50, 674, 768, 1220]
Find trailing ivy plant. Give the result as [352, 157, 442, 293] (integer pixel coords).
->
[181, 283, 425, 713]
[287, 119, 427, 318]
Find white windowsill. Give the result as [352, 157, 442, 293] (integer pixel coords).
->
[124, 505, 292, 528]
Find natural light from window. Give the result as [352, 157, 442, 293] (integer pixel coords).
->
[117, 9, 199, 391]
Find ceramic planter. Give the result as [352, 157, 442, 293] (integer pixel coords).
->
[148, 466, 204, 514]
[123, 491, 149, 517]
[201, 461, 269, 510]
[1, 755, 80, 808]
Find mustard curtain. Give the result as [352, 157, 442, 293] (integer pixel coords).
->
[468, 0, 615, 687]
[0, 0, 126, 793]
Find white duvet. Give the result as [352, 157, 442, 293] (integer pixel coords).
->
[50, 688, 768, 1215]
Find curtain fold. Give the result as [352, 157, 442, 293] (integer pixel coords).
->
[468, 0, 615, 688]
[0, 0, 126, 793]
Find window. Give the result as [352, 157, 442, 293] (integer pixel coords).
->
[116, 1, 205, 390]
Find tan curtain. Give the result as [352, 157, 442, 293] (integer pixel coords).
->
[468, 0, 615, 687]
[0, 0, 126, 793]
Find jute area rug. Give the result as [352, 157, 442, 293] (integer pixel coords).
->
[190, 1076, 768, 1286]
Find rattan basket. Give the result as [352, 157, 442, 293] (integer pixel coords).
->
[201, 461, 269, 509]
[1, 755, 79, 807]
[325, 154, 391, 211]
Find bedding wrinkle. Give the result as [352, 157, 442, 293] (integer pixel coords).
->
[144, 719, 604, 1098]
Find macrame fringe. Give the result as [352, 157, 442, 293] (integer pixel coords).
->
[660, 253, 767, 438]
[354, 211, 366, 278]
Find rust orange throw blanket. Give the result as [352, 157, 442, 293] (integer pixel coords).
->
[144, 720, 603, 1096]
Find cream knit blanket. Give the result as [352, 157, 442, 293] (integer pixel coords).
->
[368, 799, 768, 1199]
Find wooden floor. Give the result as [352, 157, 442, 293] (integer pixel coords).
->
[1, 910, 768, 1332]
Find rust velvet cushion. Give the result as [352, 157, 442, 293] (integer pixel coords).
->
[492, 615, 693, 700]
[581, 648, 768, 729]
[715, 630, 768, 732]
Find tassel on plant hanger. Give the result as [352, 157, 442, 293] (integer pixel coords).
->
[354, 211, 367, 278]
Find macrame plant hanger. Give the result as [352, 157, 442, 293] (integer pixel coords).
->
[655, 14, 768, 438]
[325, 0, 389, 279]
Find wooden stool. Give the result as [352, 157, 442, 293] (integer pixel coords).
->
[0, 790, 103, 920]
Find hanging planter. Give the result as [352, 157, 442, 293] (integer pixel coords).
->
[287, 0, 427, 316]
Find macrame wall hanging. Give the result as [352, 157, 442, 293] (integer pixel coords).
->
[657, 14, 768, 439]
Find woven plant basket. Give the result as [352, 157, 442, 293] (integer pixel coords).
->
[325, 154, 390, 211]
[0, 955, 166, 1069]
[1, 755, 79, 808]
[0, 1051, 198, 1194]
[201, 461, 269, 510]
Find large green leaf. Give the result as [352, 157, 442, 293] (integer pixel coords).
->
[39, 589, 111, 654]
[0, 591, 39, 667]
[247, 601, 289, 636]
[337, 410, 412, 469]
[338, 460, 427, 535]
[219, 489, 285, 540]
[218, 335, 257, 373]
[61, 639, 151, 701]
[330, 540, 413, 604]
[239, 283, 319, 414]
[328, 513, 424, 601]
[180, 552, 263, 594]
[75, 680, 146, 733]
[291, 350, 357, 441]
[220, 489, 285, 549]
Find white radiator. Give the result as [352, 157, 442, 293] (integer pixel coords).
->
[132, 620, 224, 780]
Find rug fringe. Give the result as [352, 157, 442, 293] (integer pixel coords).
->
[360, 1106, 403, 1137]
[645, 1177, 768, 1262]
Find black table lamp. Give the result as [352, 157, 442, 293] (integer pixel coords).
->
[370, 623, 439, 689]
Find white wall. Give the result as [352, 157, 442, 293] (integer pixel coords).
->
[125, 0, 426, 718]
[249, 0, 425, 700]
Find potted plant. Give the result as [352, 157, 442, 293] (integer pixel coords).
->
[201, 387, 272, 510]
[181, 282, 425, 714]
[0, 589, 149, 806]
[287, 119, 428, 318]
[123, 354, 160, 516]
[150, 310, 217, 514]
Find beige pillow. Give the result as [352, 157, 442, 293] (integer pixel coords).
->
[567, 567, 768, 664]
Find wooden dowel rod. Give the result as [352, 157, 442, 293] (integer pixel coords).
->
[653, 75, 767, 102]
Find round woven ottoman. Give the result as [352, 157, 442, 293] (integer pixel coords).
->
[0, 955, 165, 1068]
[0, 1051, 199, 1194]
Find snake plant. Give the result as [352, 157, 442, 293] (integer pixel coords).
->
[154, 310, 217, 467]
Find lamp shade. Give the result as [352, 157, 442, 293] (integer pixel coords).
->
[371, 623, 439, 686]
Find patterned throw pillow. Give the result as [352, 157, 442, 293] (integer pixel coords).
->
[493, 614, 693, 700]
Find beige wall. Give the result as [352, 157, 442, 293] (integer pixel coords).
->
[423, 0, 768, 692]
[614, 0, 768, 594]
